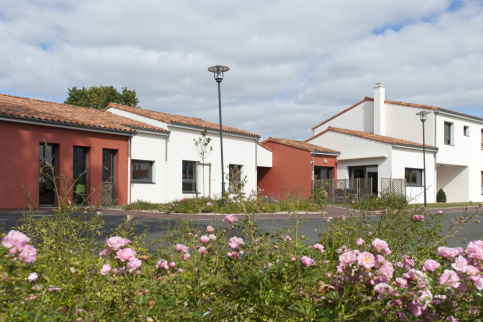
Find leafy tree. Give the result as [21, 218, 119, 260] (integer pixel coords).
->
[64, 85, 139, 110]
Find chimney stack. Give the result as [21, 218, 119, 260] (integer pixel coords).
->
[374, 82, 385, 135]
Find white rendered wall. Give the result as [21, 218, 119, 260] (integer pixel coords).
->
[257, 144, 272, 167]
[308, 131, 392, 193]
[108, 108, 169, 130]
[313, 100, 374, 135]
[391, 147, 436, 204]
[164, 125, 258, 202]
[130, 132, 167, 203]
[437, 165, 469, 202]
[384, 104, 435, 146]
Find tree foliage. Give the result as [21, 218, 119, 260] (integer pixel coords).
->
[64, 85, 139, 110]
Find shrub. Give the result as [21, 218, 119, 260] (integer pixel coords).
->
[352, 192, 408, 211]
[437, 188, 447, 203]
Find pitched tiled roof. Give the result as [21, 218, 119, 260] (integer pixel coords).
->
[0, 94, 167, 134]
[311, 97, 442, 131]
[107, 103, 260, 138]
[258, 142, 272, 152]
[261, 137, 340, 154]
[306, 126, 437, 150]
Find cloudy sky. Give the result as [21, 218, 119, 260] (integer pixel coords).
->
[1, 0, 482, 140]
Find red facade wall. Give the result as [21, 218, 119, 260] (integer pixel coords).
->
[257, 142, 337, 199]
[0, 120, 130, 209]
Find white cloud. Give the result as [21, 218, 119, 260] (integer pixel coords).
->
[0, 0, 482, 140]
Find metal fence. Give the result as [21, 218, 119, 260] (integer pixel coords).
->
[381, 178, 406, 196]
[315, 178, 373, 203]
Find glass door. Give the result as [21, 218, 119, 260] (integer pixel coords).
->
[102, 149, 116, 206]
[73, 147, 88, 205]
[39, 144, 56, 206]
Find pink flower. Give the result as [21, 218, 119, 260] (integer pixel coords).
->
[422, 259, 440, 272]
[379, 262, 394, 281]
[439, 269, 460, 289]
[326, 217, 333, 222]
[200, 236, 210, 244]
[371, 238, 389, 253]
[358, 251, 375, 269]
[206, 225, 214, 233]
[178, 268, 184, 273]
[224, 215, 238, 224]
[208, 234, 216, 240]
[473, 276, 483, 290]
[2, 230, 30, 254]
[182, 253, 191, 261]
[436, 210, 443, 214]
[452, 256, 468, 272]
[101, 263, 112, 275]
[18, 244, 37, 264]
[175, 244, 189, 253]
[156, 260, 168, 270]
[438, 246, 457, 259]
[291, 257, 296, 261]
[312, 244, 324, 253]
[127, 258, 142, 271]
[99, 249, 110, 256]
[282, 236, 292, 242]
[356, 238, 364, 246]
[28, 273, 38, 282]
[107, 236, 131, 250]
[339, 251, 357, 266]
[228, 237, 244, 249]
[199, 247, 206, 255]
[374, 283, 393, 294]
[395, 277, 408, 288]
[169, 262, 176, 268]
[375, 255, 385, 264]
[300, 256, 316, 266]
[116, 248, 136, 262]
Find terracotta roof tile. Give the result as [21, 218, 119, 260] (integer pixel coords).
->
[107, 103, 260, 137]
[306, 126, 437, 150]
[261, 137, 340, 154]
[258, 142, 272, 152]
[0, 94, 167, 134]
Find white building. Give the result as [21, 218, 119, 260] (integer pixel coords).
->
[307, 82, 483, 203]
[107, 103, 260, 204]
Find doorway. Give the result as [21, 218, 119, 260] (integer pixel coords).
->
[39, 144, 56, 206]
[102, 149, 116, 206]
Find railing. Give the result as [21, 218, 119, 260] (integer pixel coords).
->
[315, 178, 373, 203]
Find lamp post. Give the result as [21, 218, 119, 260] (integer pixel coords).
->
[208, 65, 229, 206]
[416, 111, 429, 207]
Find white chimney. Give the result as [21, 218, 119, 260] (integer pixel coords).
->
[374, 82, 386, 135]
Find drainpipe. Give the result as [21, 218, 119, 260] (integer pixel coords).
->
[434, 110, 438, 203]
[255, 138, 259, 188]
[311, 152, 315, 194]
[165, 132, 170, 203]
[128, 134, 134, 204]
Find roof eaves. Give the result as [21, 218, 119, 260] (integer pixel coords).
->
[437, 108, 483, 123]
[169, 121, 260, 138]
[311, 97, 373, 130]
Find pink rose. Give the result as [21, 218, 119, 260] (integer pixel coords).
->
[228, 237, 244, 249]
[101, 263, 112, 275]
[169, 262, 176, 268]
[18, 245, 37, 264]
[422, 259, 440, 272]
[107, 236, 131, 250]
[439, 269, 460, 289]
[451, 256, 468, 272]
[291, 257, 296, 261]
[379, 262, 394, 281]
[358, 251, 375, 269]
[339, 251, 357, 266]
[438, 246, 457, 259]
[371, 238, 389, 253]
[156, 259, 168, 270]
[175, 244, 189, 253]
[300, 256, 316, 266]
[182, 253, 191, 261]
[127, 258, 142, 271]
[28, 273, 38, 282]
[283, 236, 292, 242]
[312, 244, 324, 253]
[206, 226, 214, 233]
[326, 217, 333, 222]
[2, 230, 30, 254]
[199, 247, 206, 255]
[356, 238, 364, 246]
[209, 234, 216, 241]
[200, 236, 210, 244]
[116, 248, 136, 262]
[99, 249, 110, 256]
[224, 215, 238, 224]
[374, 283, 393, 294]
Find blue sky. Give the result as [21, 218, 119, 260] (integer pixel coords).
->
[0, 0, 482, 140]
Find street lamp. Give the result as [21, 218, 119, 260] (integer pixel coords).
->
[208, 65, 230, 206]
[416, 111, 429, 207]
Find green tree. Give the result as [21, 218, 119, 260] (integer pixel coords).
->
[64, 85, 139, 110]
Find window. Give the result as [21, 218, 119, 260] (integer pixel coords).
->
[39, 143, 57, 206]
[73, 147, 89, 204]
[228, 164, 243, 191]
[444, 122, 453, 145]
[405, 168, 423, 186]
[464, 126, 470, 137]
[314, 166, 333, 181]
[182, 161, 197, 193]
[481, 172, 483, 195]
[481, 130, 483, 150]
[131, 160, 153, 183]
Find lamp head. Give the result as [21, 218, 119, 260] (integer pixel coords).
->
[416, 111, 429, 122]
[208, 65, 229, 82]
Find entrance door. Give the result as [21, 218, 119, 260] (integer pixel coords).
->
[102, 149, 116, 206]
[73, 147, 88, 205]
[39, 144, 56, 206]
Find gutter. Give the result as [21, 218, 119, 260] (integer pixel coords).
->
[128, 134, 134, 204]
[169, 122, 260, 139]
[311, 152, 315, 194]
